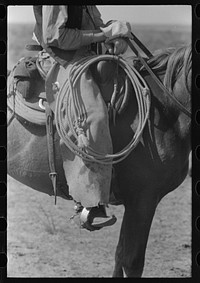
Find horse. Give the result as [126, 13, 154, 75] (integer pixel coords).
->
[7, 44, 191, 277]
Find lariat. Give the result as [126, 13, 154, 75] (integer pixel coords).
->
[55, 54, 151, 164]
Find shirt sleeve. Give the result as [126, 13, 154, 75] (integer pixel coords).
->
[42, 6, 95, 50]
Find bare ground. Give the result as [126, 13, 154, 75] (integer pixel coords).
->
[7, 175, 191, 278]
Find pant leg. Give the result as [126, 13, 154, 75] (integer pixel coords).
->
[90, 60, 117, 103]
[60, 67, 113, 207]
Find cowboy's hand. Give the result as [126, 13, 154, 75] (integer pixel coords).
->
[101, 21, 133, 41]
[105, 38, 128, 55]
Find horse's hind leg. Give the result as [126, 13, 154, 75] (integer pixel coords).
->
[115, 189, 159, 277]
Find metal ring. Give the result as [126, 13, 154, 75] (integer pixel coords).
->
[39, 99, 46, 110]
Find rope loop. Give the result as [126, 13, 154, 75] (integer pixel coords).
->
[55, 54, 151, 164]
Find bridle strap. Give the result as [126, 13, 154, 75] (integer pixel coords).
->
[125, 36, 191, 118]
[130, 32, 153, 59]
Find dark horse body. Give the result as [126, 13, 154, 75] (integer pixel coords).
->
[7, 45, 191, 277]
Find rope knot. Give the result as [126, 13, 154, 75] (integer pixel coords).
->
[73, 119, 89, 149]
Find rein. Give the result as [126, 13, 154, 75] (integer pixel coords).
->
[55, 54, 151, 164]
[125, 36, 191, 118]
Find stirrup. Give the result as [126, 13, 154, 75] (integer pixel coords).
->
[80, 207, 117, 231]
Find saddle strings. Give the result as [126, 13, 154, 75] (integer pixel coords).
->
[55, 54, 151, 165]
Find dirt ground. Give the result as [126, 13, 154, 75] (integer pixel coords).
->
[7, 174, 191, 278]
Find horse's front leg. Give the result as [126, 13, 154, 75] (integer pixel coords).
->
[115, 189, 159, 277]
[112, 221, 124, 277]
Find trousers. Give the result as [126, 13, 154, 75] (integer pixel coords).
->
[49, 53, 116, 207]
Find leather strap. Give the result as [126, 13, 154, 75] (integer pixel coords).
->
[125, 37, 191, 118]
[45, 103, 57, 204]
[130, 32, 153, 59]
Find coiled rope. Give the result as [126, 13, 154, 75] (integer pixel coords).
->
[55, 54, 151, 164]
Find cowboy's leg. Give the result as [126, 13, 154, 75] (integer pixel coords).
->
[90, 60, 117, 103]
[59, 66, 116, 230]
[80, 69, 113, 152]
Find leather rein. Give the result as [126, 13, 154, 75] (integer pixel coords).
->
[125, 33, 191, 118]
